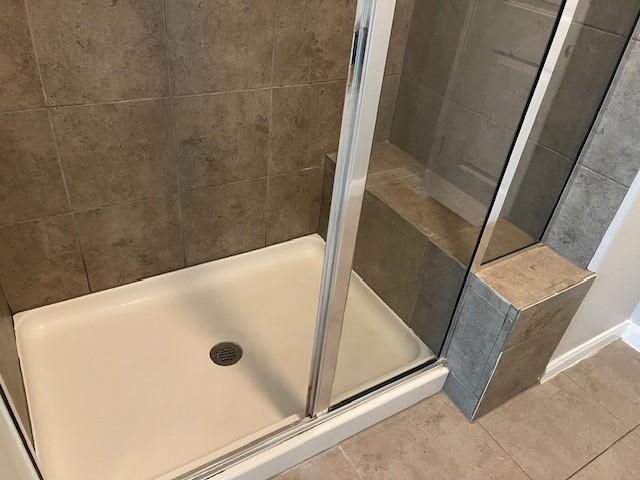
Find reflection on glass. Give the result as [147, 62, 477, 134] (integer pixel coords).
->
[484, 1, 640, 263]
[322, 0, 577, 404]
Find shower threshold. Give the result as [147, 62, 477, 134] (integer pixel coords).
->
[15, 234, 435, 480]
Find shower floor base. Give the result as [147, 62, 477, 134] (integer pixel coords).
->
[15, 235, 434, 480]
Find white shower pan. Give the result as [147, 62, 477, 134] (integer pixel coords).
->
[15, 234, 434, 480]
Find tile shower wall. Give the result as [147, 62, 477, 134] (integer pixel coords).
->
[0, 0, 357, 312]
[546, 25, 640, 267]
[390, 0, 637, 242]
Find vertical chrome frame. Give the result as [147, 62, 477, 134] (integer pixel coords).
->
[306, 0, 396, 416]
[469, 0, 579, 272]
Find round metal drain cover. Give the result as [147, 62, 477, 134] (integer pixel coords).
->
[210, 342, 243, 366]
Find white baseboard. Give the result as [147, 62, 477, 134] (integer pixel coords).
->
[217, 365, 448, 480]
[542, 321, 629, 383]
[622, 321, 640, 352]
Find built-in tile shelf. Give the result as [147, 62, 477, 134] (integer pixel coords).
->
[445, 245, 596, 419]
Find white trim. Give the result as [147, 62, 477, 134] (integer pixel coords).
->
[212, 365, 447, 480]
[542, 321, 628, 383]
[622, 321, 640, 352]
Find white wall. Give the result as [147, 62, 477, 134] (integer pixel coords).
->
[0, 399, 39, 480]
[551, 171, 640, 360]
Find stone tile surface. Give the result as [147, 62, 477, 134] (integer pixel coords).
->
[503, 140, 573, 241]
[581, 40, 640, 188]
[385, 0, 414, 75]
[411, 240, 465, 354]
[451, 0, 557, 129]
[341, 393, 529, 480]
[266, 168, 322, 245]
[446, 286, 507, 391]
[352, 192, 426, 295]
[389, 77, 443, 165]
[505, 277, 594, 350]
[373, 74, 400, 141]
[0, 110, 69, 226]
[273, 0, 355, 85]
[166, 0, 274, 95]
[574, 0, 640, 41]
[546, 166, 628, 268]
[182, 179, 266, 266]
[275, 447, 358, 480]
[478, 244, 593, 305]
[403, 0, 470, 95]
[0, 215, 89, 312]
[0, 0, 44, 111]
[28, 0, 169, 105]
[271, 82, 344, 174]
[52, 100, 175, 210]
[175, 90, 270, 190]
[571, 429, 640, 480]
[532, 24, 627, 160]
[480, 373, 627, 480]
[566, 341, 640, 429]
[75, 195, 184, 291]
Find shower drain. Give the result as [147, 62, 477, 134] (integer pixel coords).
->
[210, 342, 243, 366]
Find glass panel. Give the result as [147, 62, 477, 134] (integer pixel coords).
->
[323, 0, 571, 404]
[483, 2, 640, 263]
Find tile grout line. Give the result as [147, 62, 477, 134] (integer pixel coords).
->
[21, 0, 48, 106]
[562, 370, 638, 436]
[44, 108, 93, 292]
[160, 0, 187, 269]
[264, 0, 278, 248]
[0, 78, 350, 117]
[565, 430, 635, 479]
[337, 445, 365, 480]
[476, 421, 535, 480]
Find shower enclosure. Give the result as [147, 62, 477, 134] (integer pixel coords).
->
[1, 0, 638, 479]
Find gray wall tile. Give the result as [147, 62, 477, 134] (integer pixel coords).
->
[503, 141, 573, 239]
[546, 166, 627, 268]
[411, 240, 465, 354]
[389, 77, 443, 165]
[0, 215, 89, 311]
[581, 40, 640, 187]
[182, 179, 266, 266]
[374, 74, 400, 142]
[0, 110, 69, 226]
[270, 81, 344, 174]
[166, 0, 274, 95]
[504, 277, 595, 350]
[446, 286, 508, 392]
[532, 23, 627, 160]
[427, 99, 512, 205]
[449, 0, 557, 130]
[266, 168, 323, 245]
[27, 0, 169, 105]
[52, 100, 176, 210]
[75, 195, 184, 291]
[0, 0, 44, 111]
[442, 371, 480, 420]
[402, 0, 470, 95]
[574, 0, 640, 36]
[385, 0, 414, 75]
[352, 191, 427, 295]
[175, 91, 270, 190]
[273, 0, 355, 85]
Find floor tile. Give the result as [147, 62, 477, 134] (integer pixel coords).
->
[479, 373, 627, 480]
[565, 341, 640, 429]
[274, 447, 359, 480]
[340, 393, 529, 480]
[571, 429, 640, 480]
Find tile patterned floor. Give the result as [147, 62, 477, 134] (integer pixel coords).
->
[275, 340, 640, 480]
